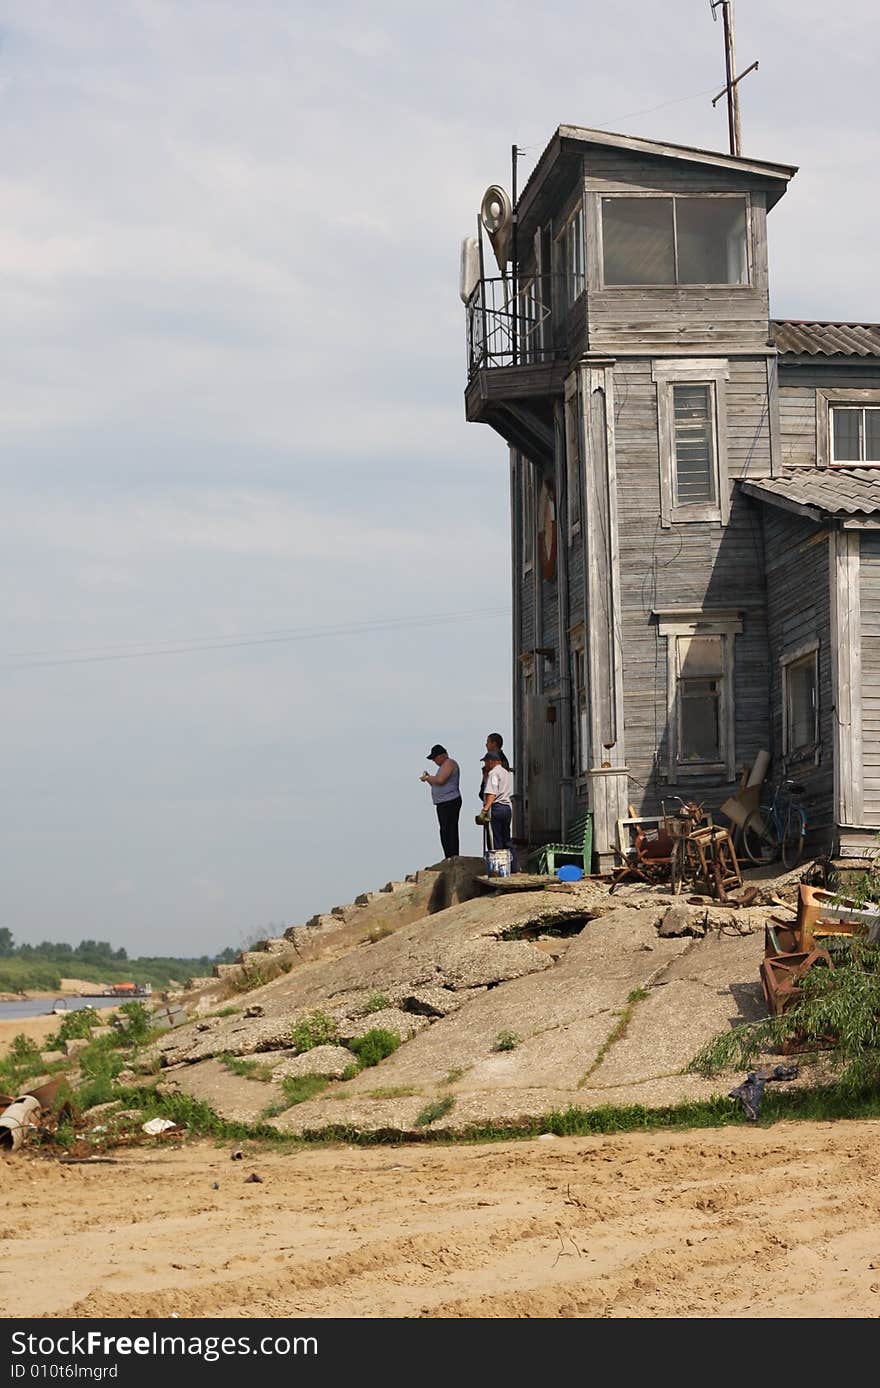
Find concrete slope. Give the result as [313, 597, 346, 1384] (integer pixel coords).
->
[154, 877, 784, 1137]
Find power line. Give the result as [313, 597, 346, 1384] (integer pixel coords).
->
[0, 606, 512, 673]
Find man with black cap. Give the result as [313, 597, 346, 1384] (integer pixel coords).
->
[480, 747, 516, 870]
[420, 744, 461, 859]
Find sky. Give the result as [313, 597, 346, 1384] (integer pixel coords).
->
[1, 1, 878, 958]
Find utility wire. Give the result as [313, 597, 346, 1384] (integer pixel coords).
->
[0, 606, 512, 673]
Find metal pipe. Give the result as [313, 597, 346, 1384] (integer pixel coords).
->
[0, 1094, 41, 1152]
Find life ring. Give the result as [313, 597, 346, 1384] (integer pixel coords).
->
[538, 478, 557, 581]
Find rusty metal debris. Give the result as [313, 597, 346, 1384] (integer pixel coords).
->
[760, 948, 832, 1017]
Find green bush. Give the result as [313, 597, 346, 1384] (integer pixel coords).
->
[0, 1033, 44, 1093]
[363, 992, 391, 1014]
[290, 1011, 338, 1053]
[347, 1029, 400, 1068]
[116, 1001, 153, 1043]
[491, 1030, 520, 1053]
[280, 1074, 330, 1106]
[47, 1007, 101, 1048]
[415, 1095, 455, 1128]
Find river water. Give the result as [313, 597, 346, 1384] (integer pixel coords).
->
[0, 996, 125, 1022]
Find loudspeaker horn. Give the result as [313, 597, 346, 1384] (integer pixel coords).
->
[480, 184, 513, 274]
[459, 235, 479, 304]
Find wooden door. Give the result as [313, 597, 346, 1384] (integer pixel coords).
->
[526, 691, 561, 839]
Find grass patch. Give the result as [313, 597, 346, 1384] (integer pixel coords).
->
[348, 1029, 400, 1068]
[220, 1054, 274, 1082]
[293, 1084, 880, 1146]
[415, 1095, 455, 1128]
[226, 959, 287, 994]
[0, 1034, 45, 1094]
[491, 1030, 520, 1053]
[579, 987, 649, 1086]
[367, 924, 393, 944]
[444, 1067, 466, 1084]
[290, 1011, 338, 1053]
[212, 1007, 240, 1019]
[280, 1074, 330, 1106]
[363, 992, 391, 1014]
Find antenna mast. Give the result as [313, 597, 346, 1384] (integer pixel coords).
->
[710, 0, 758, 157]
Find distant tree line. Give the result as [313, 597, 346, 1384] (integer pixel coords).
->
[0, 926, 244, 993]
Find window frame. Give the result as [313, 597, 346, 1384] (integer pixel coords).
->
[817, 388, 880, 469]
[830, 403, 880, 466]
[652, 359, 730, 527]
[781, 640, 820, 766]
[655, 609, 742, 780]
[558, 200, 585, 307]
[598, 191, 752, 289]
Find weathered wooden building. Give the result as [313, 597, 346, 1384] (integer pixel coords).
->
[463, 126, 880, 866]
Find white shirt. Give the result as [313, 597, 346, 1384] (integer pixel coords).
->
[484, 765, 512, 807]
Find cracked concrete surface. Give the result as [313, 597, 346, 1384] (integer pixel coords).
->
[150, 876, 794, 1136]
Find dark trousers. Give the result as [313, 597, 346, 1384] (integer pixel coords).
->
[489, 803, 516, 871]
[436, 796, 462, 858]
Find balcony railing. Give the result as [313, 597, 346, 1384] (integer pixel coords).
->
[466, 273, 565, 375]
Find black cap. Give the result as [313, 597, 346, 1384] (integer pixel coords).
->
[482, 749, 501, 762]
[427, 744, 447, 758]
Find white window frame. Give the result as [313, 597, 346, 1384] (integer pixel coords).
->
[559, 201, 585, 307]
[652, 359, 730, 528]
[817, 388, 880, 468]
[564, 375, 582, 541]
[821, 396, 880, 466]
[521, 455, 535, 574]
[517, 274, 539, 366]
[781, 640, 820, 765]
[598, 192, 752, 289]
[655, 609, 742, 780]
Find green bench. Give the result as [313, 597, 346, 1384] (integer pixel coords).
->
[529, 811, 594, 876]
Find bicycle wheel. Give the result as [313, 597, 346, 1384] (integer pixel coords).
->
[781, 808, 806, 872]
[742, 808, 779, 865]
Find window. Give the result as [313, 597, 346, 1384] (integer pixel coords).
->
[601, 195, 748, 286]
[831, 406, 880, 464]
[678, 636, 723, 763]
[782, 646, 819, 761]
[517, 276, 539, 365]
[655, 610, 741, 779]
[673, 384, 716, 505]
[564, 387, 582, 539]
[652, 360, 729, 526]
[521, 455, 535, 573]
[562, 202, 585, 305]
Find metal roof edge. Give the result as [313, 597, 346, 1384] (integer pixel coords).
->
[737, 479, 824, 522]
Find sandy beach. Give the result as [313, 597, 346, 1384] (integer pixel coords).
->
[3, 1122, 880, 1319]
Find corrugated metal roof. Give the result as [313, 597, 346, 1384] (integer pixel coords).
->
[740, 468, 880, 520]
[771, 321, 880, 357]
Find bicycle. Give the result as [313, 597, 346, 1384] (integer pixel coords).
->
[740, 777, 807, 871]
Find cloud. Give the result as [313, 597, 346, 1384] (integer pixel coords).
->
[0, 0, 876, 954]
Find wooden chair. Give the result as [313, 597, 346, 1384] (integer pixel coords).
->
[609, 822, 676, 893]
[529, 812, 593, 876]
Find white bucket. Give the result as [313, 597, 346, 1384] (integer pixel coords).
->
[486, 848, 512, 878]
